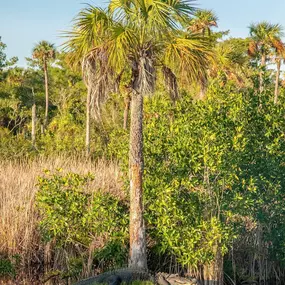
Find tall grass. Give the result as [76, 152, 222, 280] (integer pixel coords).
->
[0, 156, 123, 268]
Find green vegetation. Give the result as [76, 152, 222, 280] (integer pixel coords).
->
[0, 258, 16, 278]
[1, 1, 285, 285]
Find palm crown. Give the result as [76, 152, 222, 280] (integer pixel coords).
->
[188, 9, 218, 36]
[32, 41, 56, 65]
[248, 21, 284, 60]
[64, 0, 213, 113]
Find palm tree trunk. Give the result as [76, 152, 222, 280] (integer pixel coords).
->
[123, 94, 131, 129]
[86, 88, 91, 157]
[198, 75, 207, 100]
[274, 58, 281, 104]
[32, 103, 36, 147]
[259, 53, 266, 93]
[44, 61, 49, 128]
[31, 88, 36, 147]
[128, 90, 147, 270]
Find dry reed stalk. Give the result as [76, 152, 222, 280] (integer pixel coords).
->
[0, 156, 123, 265]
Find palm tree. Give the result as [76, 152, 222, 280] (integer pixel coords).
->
[188, 9, 218, 36]
[248, 22, 284, 93]
[210, 38, 251, 88]
[272, 41, 285, 104]
[32, 41, 56, 128]
[188, 9, 218, 99]
[64, 1, 212, 269]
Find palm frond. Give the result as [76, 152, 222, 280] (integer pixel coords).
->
[188, 9, 218, 35]
[32, 41, 56, 64]
[272, 38, 285, 54]
[106, 23, 138, 72]
[62, 7, 112, 60]
[248, 41, 257, 57]
[163, 32, 213, 83]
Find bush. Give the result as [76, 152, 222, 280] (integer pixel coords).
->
[0, 128, 36, 159]
[0, 257, 16, 278]
[36, 171, 129, 271]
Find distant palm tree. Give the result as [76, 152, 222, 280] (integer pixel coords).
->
[6, 67, 24, 86]
[272, 41, 285, 104]
[188, 9, 218, 36]
[211, 38, 251, 87]
[32, 41, 56, 128]
[248, 22, 284, 93]
[64, 0, 213, 269]
[188, 9, 218, 99]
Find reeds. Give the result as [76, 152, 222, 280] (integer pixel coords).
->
[0, 156, 123, 266]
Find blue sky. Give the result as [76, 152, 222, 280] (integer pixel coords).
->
[1, 0, 285, 67]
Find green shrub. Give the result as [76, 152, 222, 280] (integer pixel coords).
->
[36, 171, 129, 269]
[0, 258, 16, 278]
[39, 114, 85, 155]
[0, 128, 36, 159]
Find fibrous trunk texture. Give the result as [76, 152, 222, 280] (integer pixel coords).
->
[123, 94, 131, 129]
[128, 91, 147, 270]
[162, 66, 179, 102]
[198, 75, 207, 100]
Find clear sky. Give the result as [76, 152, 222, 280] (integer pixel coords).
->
[1, 0, 285, 67]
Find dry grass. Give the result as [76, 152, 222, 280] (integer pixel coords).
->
[0, 156, 123, 265]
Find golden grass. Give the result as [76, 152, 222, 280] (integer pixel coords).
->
[0, 156, 123, 265]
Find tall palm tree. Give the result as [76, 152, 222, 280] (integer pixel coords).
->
[64, 0, 212, 269]
[32, 41, 56, 128]
[248, 22, 284, 93]
[188, 9, 218, 99]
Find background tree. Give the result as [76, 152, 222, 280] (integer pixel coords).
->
[248, 22, 284, 93]
[188, 9, 218, 36]
[32, 41, 56, 128]
[211, 37, 252, 88]
[272, 41, 285, 104]
[188, 9, 218, 99]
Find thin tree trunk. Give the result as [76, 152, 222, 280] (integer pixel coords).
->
[32, 103, 36, 147]
[232, 245, 236, 285]
[128, 91, 147, 270]
[123, 94, 131, 129]
[44, 60, 49, 128]
[274, 59, 281, 104]
[86, 88, 91, 157]
[31, 88, 36, 147]
[259, 53, 266, 93]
